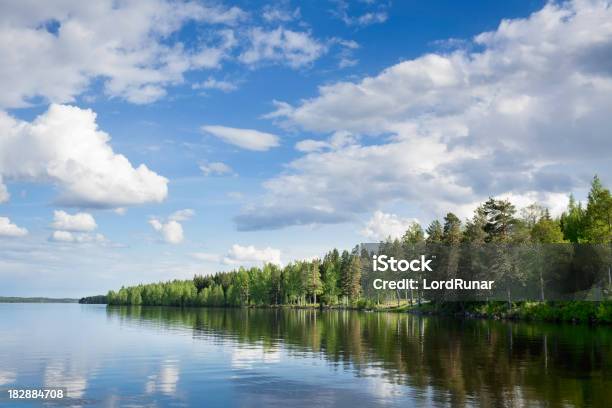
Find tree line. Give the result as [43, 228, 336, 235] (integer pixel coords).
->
[105, 176, 611, 308]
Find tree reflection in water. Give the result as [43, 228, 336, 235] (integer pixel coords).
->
[108, 307, 612, 407]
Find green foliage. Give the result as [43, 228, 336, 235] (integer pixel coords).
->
[483, 198, 516, 242]
[560, 194, 585, 243]
[459, 301, 612, 323]
[426, 220, 443, 243]
[583, 175, 612, 243]
[442, 212, 462, 244]
[78, 295, 107, 304]
[102, 175, 611, 325]
[561, 178, 612, 244]
[402, 222, 425, 245]
[462, 206, 486, 244]
[530, 214, 565, 243]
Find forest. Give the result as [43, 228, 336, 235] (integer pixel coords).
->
[100, 176, 611, 321]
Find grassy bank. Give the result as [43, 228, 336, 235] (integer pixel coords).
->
[247, 300, 612, 324]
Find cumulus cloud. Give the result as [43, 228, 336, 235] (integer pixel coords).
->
[0, 0, 246, 107]
[48, 209, 110, 244]
[51, 210, 96, 232]
[0, 1, 332, 107]
[0, 104, 168, 208]
[0, 217, 28, 237]
[294, 131, 357, 152]
[149, 220, 184, 245]
[149, 209, 195, 244]
[202, 125, 280, 151]
[50, 230, 106, 244]
[192, 244, 282, 266]
[239, 27, 326, 68]
[361, 211, 418, 241]
[235, 136, 474, 230]
[223, 244, 281, 266]
[200, 162, 234, 176]
[240, 0, 612, 230]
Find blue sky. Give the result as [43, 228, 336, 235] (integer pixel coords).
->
[0, 0, 610, 297]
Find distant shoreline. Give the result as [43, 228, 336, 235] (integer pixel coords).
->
[0, 296, 78, 303]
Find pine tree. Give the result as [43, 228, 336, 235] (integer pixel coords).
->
[583, 175, 612, 243]
[426, 220, 443, 243]
[442, 212, 462, 244]
[461, 205, 486, 244]
[560, 194, 585, 243]
[482, 198, 516, 242]
[306, 260, 322, 305]
[348, 255, 362, 301]
[339, 250, 351, 302]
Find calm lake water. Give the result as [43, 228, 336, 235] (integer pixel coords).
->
[0, 304, 610, 407]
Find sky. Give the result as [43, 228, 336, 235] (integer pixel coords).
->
[0, 0, 611, 297]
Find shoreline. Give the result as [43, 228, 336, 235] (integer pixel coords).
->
[101, 300, 612, 325]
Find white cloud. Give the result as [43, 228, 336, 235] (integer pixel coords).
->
[240, 27, 326, 68]
[262, 5, 301, 23]
[0, 0, 246, 107]
[0, 104, 168, 208]
[51, 210, 96, 232]
[193, 243, 281, 266]
[50, 230, 74, 242]
[49, 209, 109, 244]
[193, 77, 238, 92]
[200, 162, 234, 176]
[114, 207, 127, 216]
[0, 175, 8, 203]
[223, 244, 281, 266]
[50, 230, 106, 244]
[294, 131, 357, 152]
[329, 37, 360, 69]
[149, 209, 194, 244]
[332, 1, 389, 27]
[168, 209, 195, 222]
[0, 217, 27, 237]
[202, 125, 280, 151]
[235, 136, 474, 230]
[494, 191, 570, 219]
[241, 0, 612, 230]
[338, 57, 358, 68]
[361, 211, 418, 241]
[353, 11, 388, 26]
[150, 220, 184, 244]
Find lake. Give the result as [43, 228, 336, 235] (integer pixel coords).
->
[0, 303, 610, 407]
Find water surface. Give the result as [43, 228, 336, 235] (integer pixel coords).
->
[0, 304, 610, 407]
